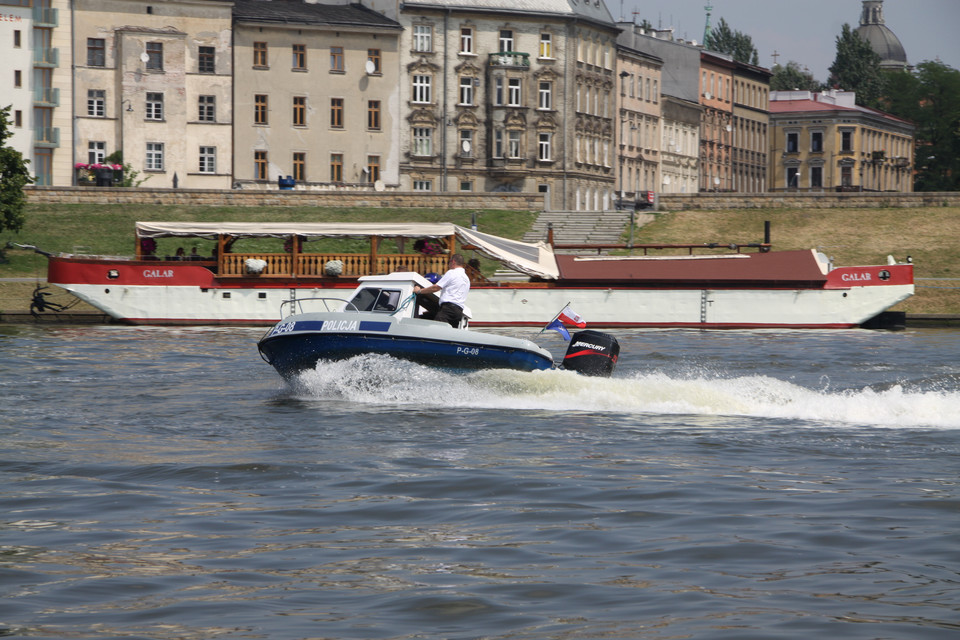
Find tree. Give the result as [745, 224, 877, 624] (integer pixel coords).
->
[828, 24, 884, 107]
[882, 61, 960, 191]
[705, 17, 759, 66]
[0, 104, 33, 234]
[770, 61, 822, 92]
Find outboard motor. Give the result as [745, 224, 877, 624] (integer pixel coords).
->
[562, 330, 619, 377]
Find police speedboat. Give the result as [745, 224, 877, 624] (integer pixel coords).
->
[258, 272, 560, 379]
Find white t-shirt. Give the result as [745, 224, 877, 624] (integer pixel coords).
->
[436, 267, 470, 307]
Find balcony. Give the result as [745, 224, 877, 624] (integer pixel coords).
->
[33, 47, 59, 68]
[33, 87, 60, 107]
[488, 52, 530, 70]
[32, 6, 59, 27]
[35, 127, 60, 148]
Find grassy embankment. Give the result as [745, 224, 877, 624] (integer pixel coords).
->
[1, 203, 957, 315]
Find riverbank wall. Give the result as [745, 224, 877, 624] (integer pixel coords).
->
[24, 187, 960, 211]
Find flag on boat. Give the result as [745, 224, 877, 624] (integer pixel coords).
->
[558, 305, 586, 328]
[545, 319, 571, 340]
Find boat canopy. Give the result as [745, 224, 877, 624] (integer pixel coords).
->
[135, 221, 458, 240]
[134, 222, 560, 280]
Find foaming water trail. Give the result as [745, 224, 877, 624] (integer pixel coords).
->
[289, 356, 960, 429]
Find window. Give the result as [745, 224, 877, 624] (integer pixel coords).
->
[412, 127, 432, 156]
[538, 82, 552, 110]
[146, 142, 164, 171]
[494, 77, 504, 105]
[199, 46, 215, 73]
[538, 133, 552, 161]
[508, 130, 521, 158]
[88, 141, 106, 164]
[413, 25, 432, 52]
[293, 96, 306, 126]
[367, 100, 381, 130]
[459, 129, 473, 157]
[330, 98, 343, 128]
[786, 132, 798, 153]
[14, 110, 22, 127]
[367, 48, 381, 73]
[811, 131, 823, 153]
[292, 44, 306, 70]
[412, 75, 432, 103]
[460, 28, 473, 54]
[811, 166, 823, 188]
[539, 33, 552, 58]
[87, 38, 105, 67]
[330, 46, 344, 72]
[841, 165, 853, 186]
[413, 180, 432, 191]
[254, 95, 268, 124]
[367, 155, 380, 183]
[255, 150, 268, 180]
[253, 42, 268, 67]
[87, 90, 105, 117]
[459, 77, 474, 105]
[787, 167, 799, 188]
[199, 146, 216, 173]
[507, 78, 521, 106]
[499, 29, 514, 52]
[841, 130, 853, 152]
[198, 95, 215, 122]
[146, 42, 163, 71]
[330, 153, 343, 182]
[493, 130, 503, 157]
[146, 92, 163, 120]
[13, 70, 21, 87]
[460, 180, 473, 192]
[293, 152, 306, 181]
[13, 30, 20, 48]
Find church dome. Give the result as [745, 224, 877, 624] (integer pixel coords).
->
[855, 1, 908, 69]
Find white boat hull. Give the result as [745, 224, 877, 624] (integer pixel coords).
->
[59, 280, 913, 329]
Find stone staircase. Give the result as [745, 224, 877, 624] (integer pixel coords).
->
[521, 209, 640, 250]
[492, 209, 655, 281]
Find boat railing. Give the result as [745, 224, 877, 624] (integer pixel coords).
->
[551, 242, 772, 255]
[279, 296, 357, 317]
[219, 253, 449, 277]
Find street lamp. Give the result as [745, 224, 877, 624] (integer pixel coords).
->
[119, 99, 133, 166]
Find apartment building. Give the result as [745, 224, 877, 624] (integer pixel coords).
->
[73, 0, 233, 189]
[615, 44, 662, 206]
[232, 0, 401, 189]
[731, 61, 770, 192]
[699, 51, 734, 191]
[384, 0, 620, 210]
[769, 90, 914, 192]
[2, 0, 72, 186]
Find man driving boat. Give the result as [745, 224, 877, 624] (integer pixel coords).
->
[414, 253, 470, 328]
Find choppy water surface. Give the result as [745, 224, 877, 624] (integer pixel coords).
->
[1, 325, 958, 639]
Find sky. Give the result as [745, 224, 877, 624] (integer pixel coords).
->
[617, 0, 960, 81]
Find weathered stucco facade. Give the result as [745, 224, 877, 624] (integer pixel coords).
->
[73, 0, 233, 189]
[232, 0, 402, 189]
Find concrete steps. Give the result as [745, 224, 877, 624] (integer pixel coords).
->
[491, 209, 653, 281]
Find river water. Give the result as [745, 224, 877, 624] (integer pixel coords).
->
[1, 324, 958, 639]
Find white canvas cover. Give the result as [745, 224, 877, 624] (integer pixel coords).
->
[452, 226, 559, 280]
[134, 221, 559, 280]
[135, 222, 457, 240]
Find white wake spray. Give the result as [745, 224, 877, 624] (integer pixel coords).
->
[289, 355, 960, 429]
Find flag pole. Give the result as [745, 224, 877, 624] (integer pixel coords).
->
[537, 301, 572, 334]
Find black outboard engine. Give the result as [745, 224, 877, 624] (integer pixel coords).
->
[562, 330, 620, 377]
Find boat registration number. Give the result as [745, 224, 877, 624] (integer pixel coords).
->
[269, 321, 297, 336]
[457, 347, 480, 356]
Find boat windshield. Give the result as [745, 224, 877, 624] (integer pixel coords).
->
[349, 288, 402, 313]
